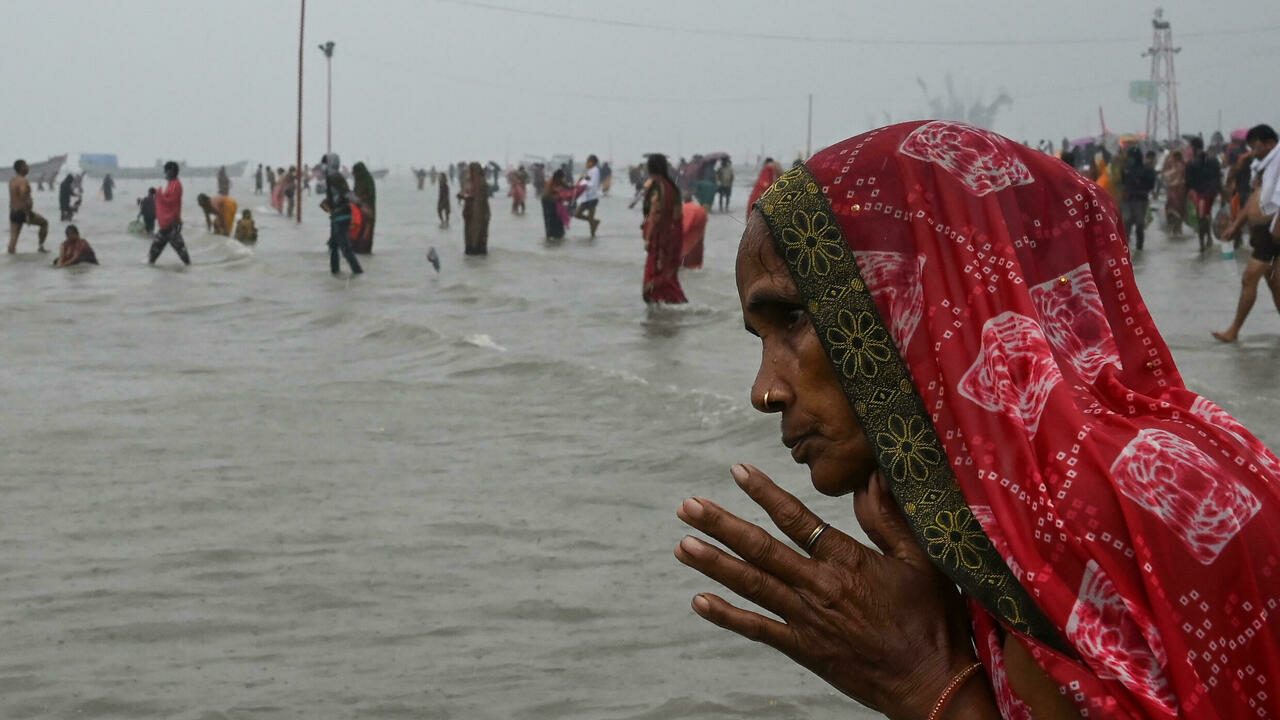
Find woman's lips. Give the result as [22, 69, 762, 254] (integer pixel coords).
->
[784, 432, 817, 463]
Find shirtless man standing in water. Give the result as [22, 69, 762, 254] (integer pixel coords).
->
[8, 160, 50, 254]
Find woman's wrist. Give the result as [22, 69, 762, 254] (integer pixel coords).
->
[890, 653, 997, 720]
[931, 662, 997, 720]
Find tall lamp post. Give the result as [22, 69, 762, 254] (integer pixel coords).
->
[318, 41, 335, 155]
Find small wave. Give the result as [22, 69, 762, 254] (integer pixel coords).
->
[462, 333, 507, 352]
[598, 367, 649, 386]
[361, 318, 443, 344]
[488, 600, 606, 623]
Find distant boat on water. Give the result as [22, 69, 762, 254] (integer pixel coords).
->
[0, 154, 67, 183]
[79, 154, 248, 180]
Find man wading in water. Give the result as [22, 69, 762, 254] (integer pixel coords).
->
[8, 159, 50, 253]
[319, 154, 363, 276]
[149, 162, 191, 266]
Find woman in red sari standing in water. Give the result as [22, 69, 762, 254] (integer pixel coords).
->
[641, 153, 686, 304]
[676, 121, 1280, 718]
[745, 156, 782, 219]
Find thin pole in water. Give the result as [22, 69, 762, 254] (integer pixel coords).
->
[296, 0, 305, 223]
[806, 93, 813, 158]
[326, 55, 332, 154]
[319, 41, 335, 155]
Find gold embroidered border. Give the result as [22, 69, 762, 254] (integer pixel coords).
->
[754, 165, 1066, 653]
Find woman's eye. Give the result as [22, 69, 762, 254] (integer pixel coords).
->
[785, 308, 807, 329]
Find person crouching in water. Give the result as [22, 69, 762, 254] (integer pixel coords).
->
[52, 225, 97, 267]
[319, 154, 363, 276]
[197, 193, 237, 236]
[234, 209, 258, 243]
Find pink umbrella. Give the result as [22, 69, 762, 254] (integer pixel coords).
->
[1230, 128, 1248, 142]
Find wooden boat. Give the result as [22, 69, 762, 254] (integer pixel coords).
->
[0, 154, 67, 183]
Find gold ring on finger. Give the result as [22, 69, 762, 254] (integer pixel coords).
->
[804, 522, 830, 553]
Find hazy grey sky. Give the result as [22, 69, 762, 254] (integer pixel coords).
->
[5, 0, 1278, 170]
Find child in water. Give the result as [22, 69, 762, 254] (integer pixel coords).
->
[52, 225, 98, 267]
[233, 209, 258, 243]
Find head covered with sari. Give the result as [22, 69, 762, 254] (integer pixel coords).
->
[351, 162, 376, 211]
[751, 120, 1280, 717]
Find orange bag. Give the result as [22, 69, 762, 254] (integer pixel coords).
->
[348, 202, 364, 240]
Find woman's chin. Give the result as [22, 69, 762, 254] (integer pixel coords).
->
[807, 462, 870, 497]
[808, 461, 860, 497]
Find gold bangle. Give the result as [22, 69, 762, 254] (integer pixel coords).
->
[926, 661, 984, 720]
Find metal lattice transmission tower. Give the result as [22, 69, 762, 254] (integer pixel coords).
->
[1142, 8, 1181, 144]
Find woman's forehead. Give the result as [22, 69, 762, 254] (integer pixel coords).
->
[736, 212, 774, 264]
[736, 213, 792, 292]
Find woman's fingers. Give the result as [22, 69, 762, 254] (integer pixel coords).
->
[674, 535, 806, 619]
[689, 592, 797, 652]
[853, 471, 933, 571]
[677, 495, 817, 588]
[733, 464, 866, 562]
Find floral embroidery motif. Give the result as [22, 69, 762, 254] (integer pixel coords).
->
[827, 309, 893, 378]
[875, 414, 941, 482]
[923, 508, 991, 570]
[767, 169, 805, 207]
[779, 209, 844, 277]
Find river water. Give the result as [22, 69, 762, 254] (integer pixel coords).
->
[2, 176, 1277, 719]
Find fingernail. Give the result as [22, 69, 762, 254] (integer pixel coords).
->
[679, 535, 706, 555]
[730, 464, 749, 484]
[692, 594, 711, 614]
[681, 497, 704, 519]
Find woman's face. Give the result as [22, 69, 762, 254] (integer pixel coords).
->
[736, 212, 877, 496]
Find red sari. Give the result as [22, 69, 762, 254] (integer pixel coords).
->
[642, 176, 686, 303]
[680, 200, 707, 269]
[746, 161, 780, 218]
[755, 121, 1280, 718]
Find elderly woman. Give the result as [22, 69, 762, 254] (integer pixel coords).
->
[677, 121, 1280, 719]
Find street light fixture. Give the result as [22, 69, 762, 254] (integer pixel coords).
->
[318, 41, 335, 155]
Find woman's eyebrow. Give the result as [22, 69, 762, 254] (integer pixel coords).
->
[746, 288, 801, 313]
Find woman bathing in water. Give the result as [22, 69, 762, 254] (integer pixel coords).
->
[52, 225, 97, 267]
